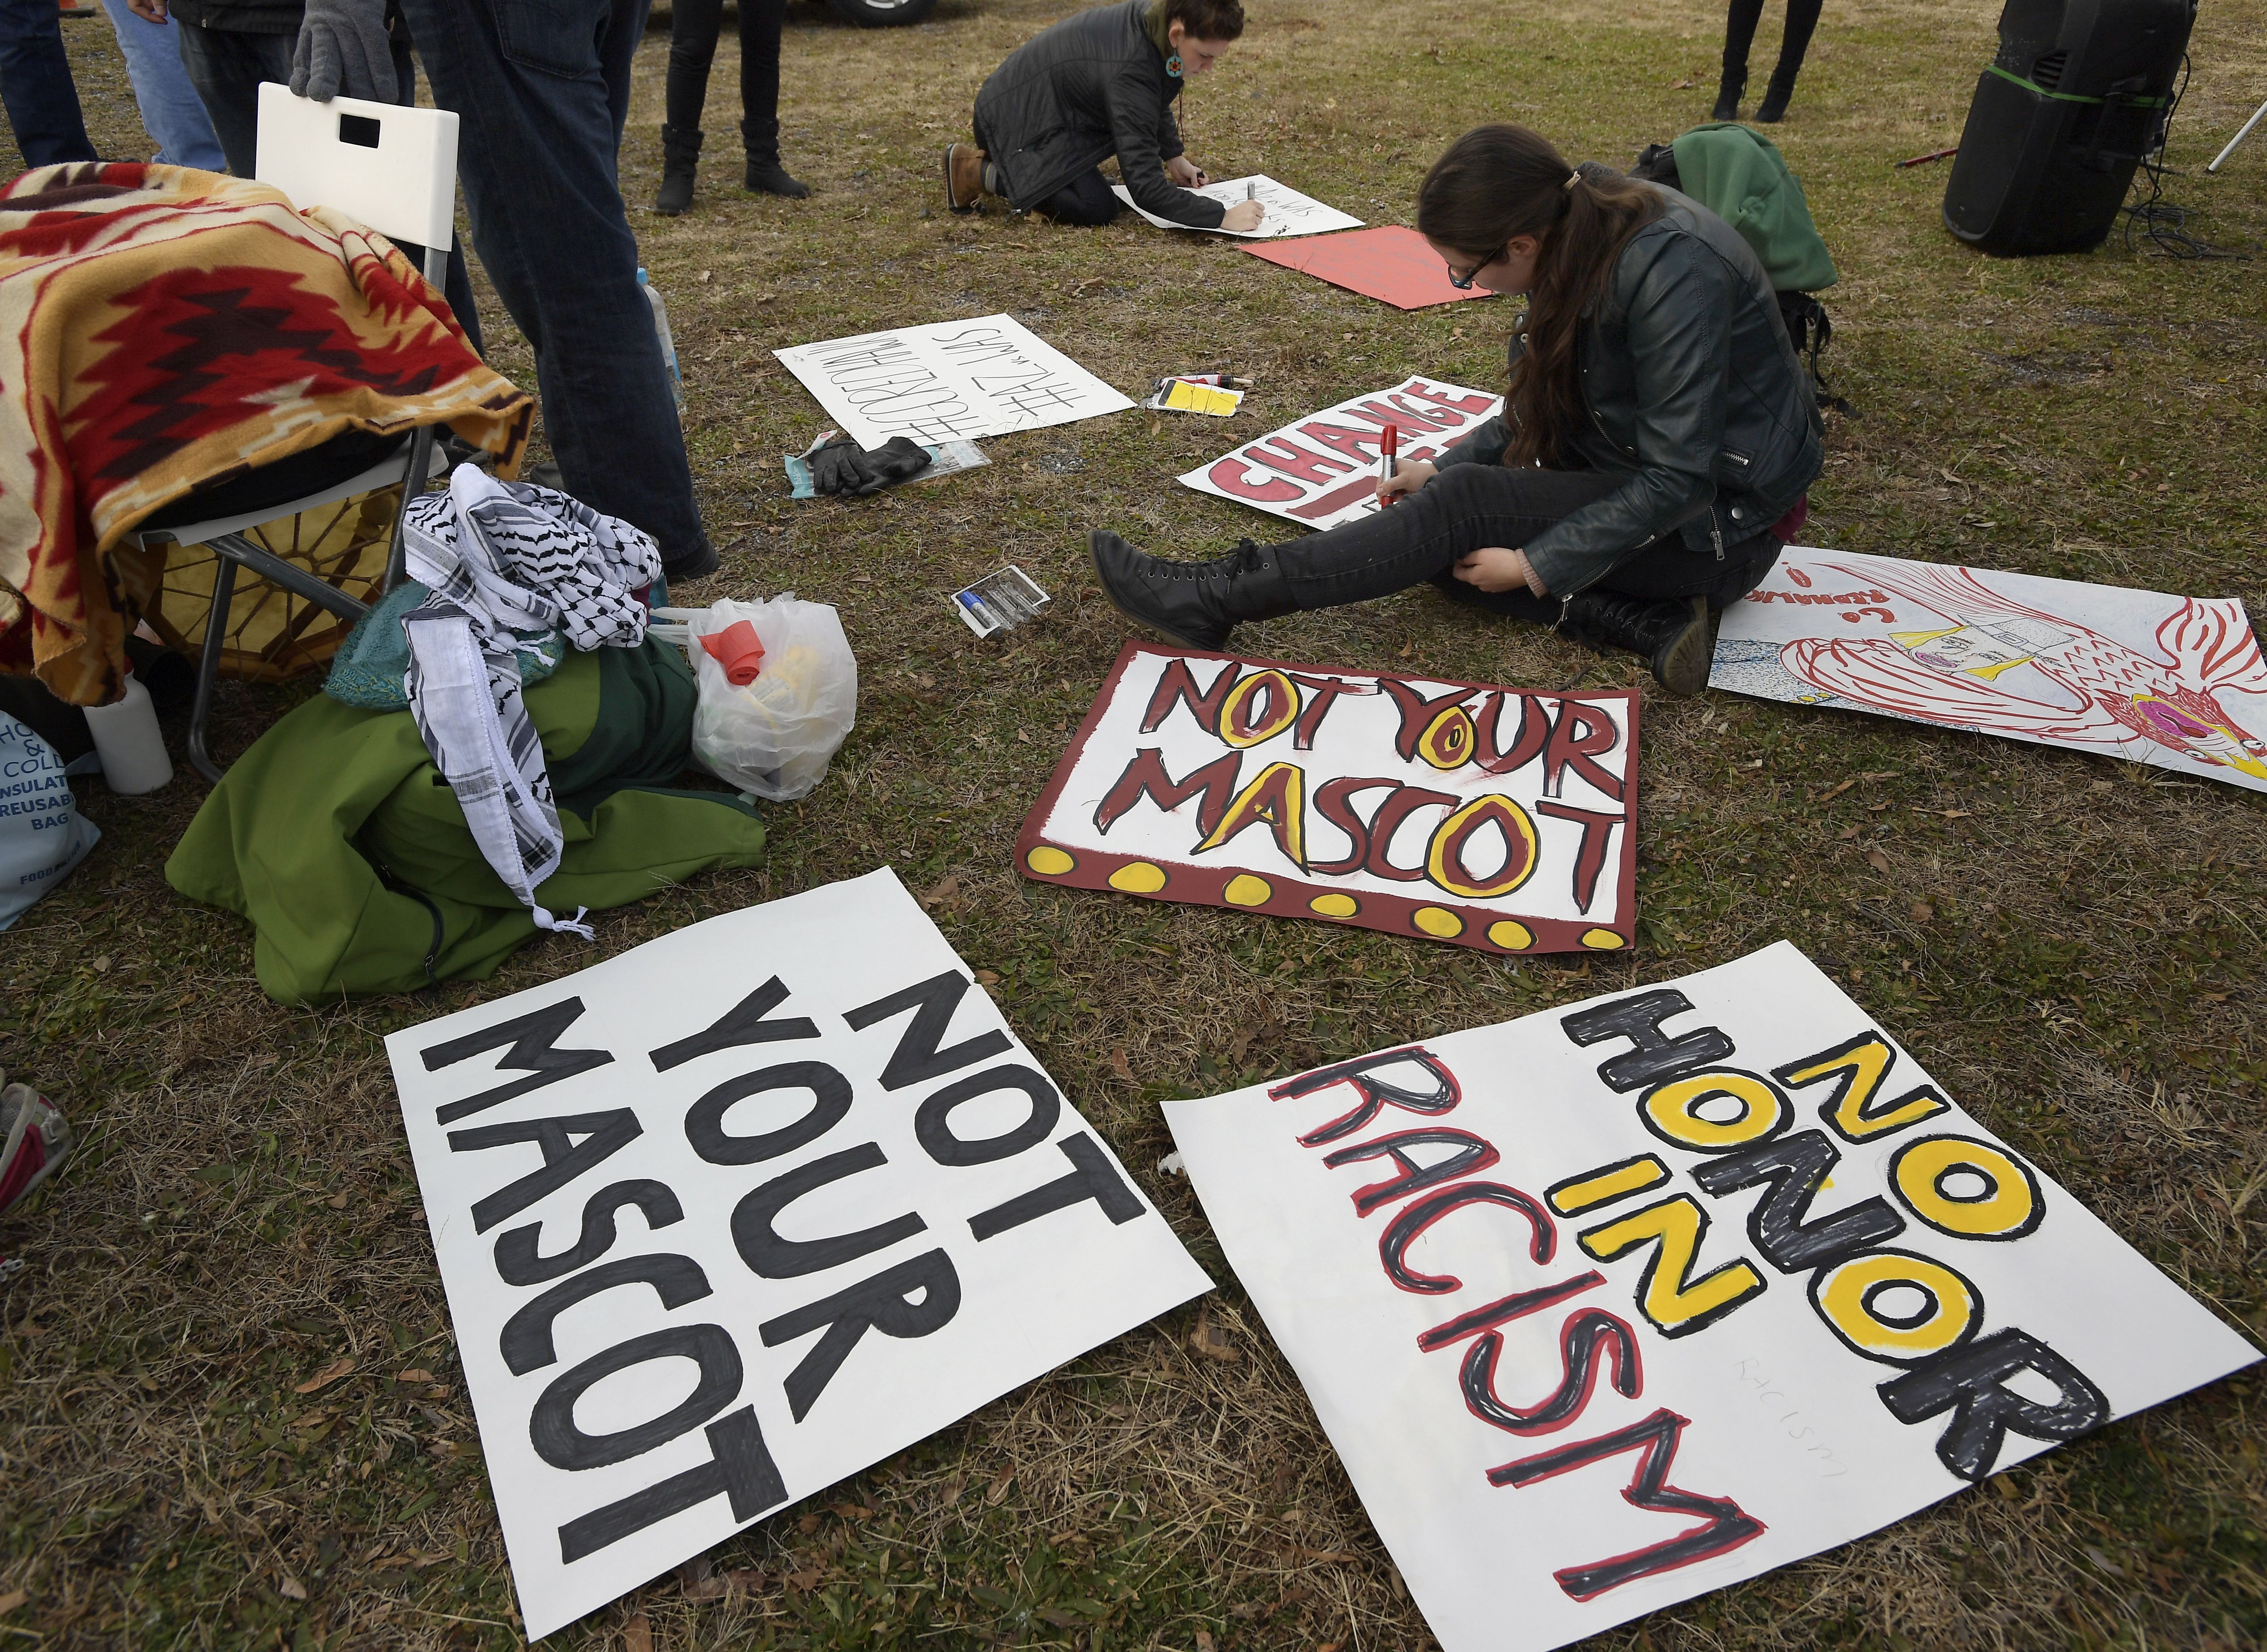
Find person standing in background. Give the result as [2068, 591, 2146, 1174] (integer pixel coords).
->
[97, 0, 224, 169]
[1713, 0, 1822, 123]
[655, 0, 807, 215]
[0, 0, 97, 164]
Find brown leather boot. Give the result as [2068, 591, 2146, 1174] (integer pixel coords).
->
[944, 143, 988, 214]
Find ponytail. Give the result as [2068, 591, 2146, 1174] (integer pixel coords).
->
[1416, 125, 1660, 468]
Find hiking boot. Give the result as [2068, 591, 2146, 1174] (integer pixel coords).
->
[742, 118, 810, 198]
[661, 534, 720, 582]
[1756, 65, 1800, 122]
[656, 123, 702, 216]
[1711, 68, 1745, 122]
[944, 142, 987, 213]
[1089, 530, 1294, 652]
[1559, 591, 1715, 695]
[0, 1079, 71, 1218]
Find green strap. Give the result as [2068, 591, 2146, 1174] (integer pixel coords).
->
[1984, 62, 2168, 108]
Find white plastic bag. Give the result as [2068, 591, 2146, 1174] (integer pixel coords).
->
[681, 595, 857, 800]
[0, 714, 99, 931]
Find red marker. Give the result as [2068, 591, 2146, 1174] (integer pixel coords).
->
[1379, 423, 1400, 502]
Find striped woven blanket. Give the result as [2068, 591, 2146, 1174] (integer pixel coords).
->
[0, 162, 532, 706]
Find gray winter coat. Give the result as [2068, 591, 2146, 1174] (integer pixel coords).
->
[1439, 182, 1824, 598]
[972, 0, 1226, 229]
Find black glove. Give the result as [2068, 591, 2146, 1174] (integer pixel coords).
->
[809, 435, 932, 497]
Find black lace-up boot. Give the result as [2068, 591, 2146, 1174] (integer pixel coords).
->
[1559, 591, 1715, 696]
[1088, 530, 1296, 651]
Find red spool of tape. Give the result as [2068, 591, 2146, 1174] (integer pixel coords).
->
[699, 619, 766, 685]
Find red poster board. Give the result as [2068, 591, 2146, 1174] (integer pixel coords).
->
[1016, 643, 1641, 956]
[1241, 225, 1497, 311]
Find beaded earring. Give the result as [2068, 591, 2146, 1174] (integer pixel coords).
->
[1165, 50, 1184, 76]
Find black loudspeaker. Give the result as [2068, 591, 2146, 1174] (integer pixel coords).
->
[1943, 0, 2196, 255]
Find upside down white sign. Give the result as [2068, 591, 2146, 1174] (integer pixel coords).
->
[386, 870, 1210, 1640]
[1163, 943, 2258, 1652]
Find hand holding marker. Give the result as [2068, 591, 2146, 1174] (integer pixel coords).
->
[1379, 423, 1400, 504]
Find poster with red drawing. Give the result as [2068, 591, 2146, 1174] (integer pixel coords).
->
[1163, 943, 2260, 1652]
[1016, 642, 1638, 955]
[1177, 376, 1502, 530]
[1711, 548, 2267, 792]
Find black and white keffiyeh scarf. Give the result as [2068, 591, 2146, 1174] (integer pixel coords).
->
[400, 465, 664, 938]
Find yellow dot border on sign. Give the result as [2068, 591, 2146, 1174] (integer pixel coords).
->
[1310, 892, 1359, 918]
[1222, 874, 1273, 907]
[1411, 906, 1464, 938]
[1025, 845, 1075, 876]
[1487, 919, 1534, 951]
[1581, 928, 1626, 950]
[1107, 861, 1168, 894]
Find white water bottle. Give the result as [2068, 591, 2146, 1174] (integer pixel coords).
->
[82, 672, 173, 794]
[637, 267, 683, 414]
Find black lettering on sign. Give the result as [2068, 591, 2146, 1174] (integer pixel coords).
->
[501, 1253, 714, 1375]
[1464, 1307, 1644, 1437]
[1322, 1127, 1501, 1218]
[450, 1110, 642, 1233]
[843, 971, 1013, 1091]
[558, 1407, 787, 1563]
[1488, 1408, 1766, 1599]
[1381, 1181, 1555, 1295]
[648, 976, 820, 1072]
[1689, 1130, 1907, 1273]
[494, 1179, 685, 1287]
[759, 1248, 963, 1422]
[732, 1142, 927, 1279]
[422, 999, 613, 1125]
[1561, 989, 1735, 1093]
[528, 1323, 742, 1470]
[685, 1061, 854, 1166]
[1877, 1327, 2109, 1482]
[916, 1064, 1062, 1166]
[969, 1134, 1145, 1240]
[1269, 1047, 1461, 1147]
[1417, 1271, 1605, 1355]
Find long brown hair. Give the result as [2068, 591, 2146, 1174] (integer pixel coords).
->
[1416, 125, 1661, 468]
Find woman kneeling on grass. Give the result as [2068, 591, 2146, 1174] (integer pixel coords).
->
[944, 0, 1264, 232]
[1089, 123, 1824, 694]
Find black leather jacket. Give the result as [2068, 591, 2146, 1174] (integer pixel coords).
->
[972, 0, 1225, 229]
[1438, 183, 1823, 597]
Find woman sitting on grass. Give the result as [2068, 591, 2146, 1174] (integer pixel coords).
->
[944, 0, 1263, 232]
[1089, 123, 1824, 695]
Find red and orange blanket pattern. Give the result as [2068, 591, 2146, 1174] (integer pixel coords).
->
[0, 162, 532, 706]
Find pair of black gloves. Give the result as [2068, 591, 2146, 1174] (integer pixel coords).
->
[809, 435, 932, 497]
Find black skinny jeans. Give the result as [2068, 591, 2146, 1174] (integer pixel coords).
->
[666, 0, 784, 143]
[1722, 0, 1823, 79]
[1276, 463, 1782, 626]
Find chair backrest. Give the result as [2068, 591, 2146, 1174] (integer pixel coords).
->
[253, 82, 458, 253]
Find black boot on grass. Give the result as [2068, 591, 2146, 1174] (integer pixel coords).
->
[1089, 530, 1295, 652]
[1559, 591, 1715, 696]
[656, 124, 701, 216]
[1711, 67, 1745, 121]
[743, 117, 810, 198]
[1755, 62, 1801, 122]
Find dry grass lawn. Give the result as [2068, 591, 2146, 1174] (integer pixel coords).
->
[4, 0, 2266, 1647]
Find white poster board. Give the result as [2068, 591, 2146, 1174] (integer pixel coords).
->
[386, 870, 1212, 1641]
[1712, 547, 2267, 792]
[1111, 173, 1364, 239]
[1178, 376, 1502, 530]
[774, 315, 1135, 449]
[1163, 942, 2259, 1652]
[1017, 642, 1641, 955]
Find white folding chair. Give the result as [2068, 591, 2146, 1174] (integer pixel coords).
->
[140, 83, 464, 780]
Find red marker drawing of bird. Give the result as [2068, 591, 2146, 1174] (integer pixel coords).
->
[1777, 561, 2267, 784]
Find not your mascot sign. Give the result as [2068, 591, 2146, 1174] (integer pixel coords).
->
[386, 871, 1211, 1640]
[1163, 943, 2260, 1652]
[1017, 643, 1639, 954]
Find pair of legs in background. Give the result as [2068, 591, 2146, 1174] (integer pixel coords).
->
[1090, 463, 1781, 696]
[1715, 0, 1823, 123]
[657, 0, 806, 213]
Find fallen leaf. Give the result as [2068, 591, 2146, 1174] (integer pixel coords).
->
[625, 1610, 654, 1652]
[985, 1466, 1017, 1505]
[697, 269, 714, 284]
[1671, 76, 1694, 88]
[785, 1566, 825, 1591]
[1398, 641, 1415, 658]
[1196, 1633, 1218, 1652]
[973, 968, 1002, 986]
[1816, 777, 1858, 802]
[919, 874, 961, 909]
[1111, 1047, 1132, 1081]
[0, 1591, 26, 1615]
[279, 1573, 308, 1600]
[325, 1190, 349, 1209]
[396, 1369, 433, 1384]
[796, 1512, 822, 1534]
[1190, 1307, 1240, 1363]
[1910, 902, 1934, 922]
[939, 1476, 965, 1506]
[92, 955, 112, 972]
[1836, 824, 1861, 841]
[1016, 728, 1032, 744]
[295, 1357, 355, 1395]
[1865, 848, 1891, 874]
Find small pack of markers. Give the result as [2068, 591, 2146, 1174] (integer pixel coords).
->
[953, 566, 1050, 638]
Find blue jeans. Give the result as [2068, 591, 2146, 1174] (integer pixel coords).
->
[0, 0, 94, 166]
[395, 0, 712, 573]
[97, 0, 223, 170]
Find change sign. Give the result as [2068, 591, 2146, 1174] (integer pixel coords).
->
[1162, 943, 2259, 1652]
[1018, 643, 1639, 955]
[387, 870, 1211, 1640]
